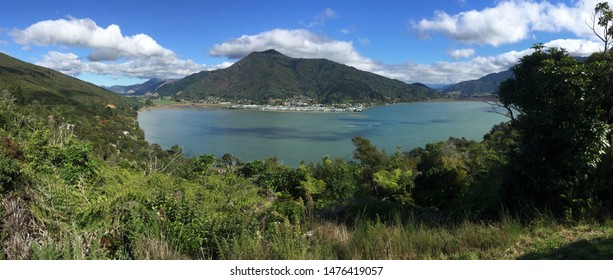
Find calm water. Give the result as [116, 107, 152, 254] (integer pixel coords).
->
[138, 102, 509, 166]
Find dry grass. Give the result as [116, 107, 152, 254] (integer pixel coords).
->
[132, 234, 187, 260]
[1, 193, 34, 259]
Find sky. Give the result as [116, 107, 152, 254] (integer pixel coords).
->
[0, 0, 610, 86]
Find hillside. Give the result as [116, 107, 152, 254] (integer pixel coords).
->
[156, 49, 438, 104]
[106, 78, 170, 96]
[443, 70, 513, 97]
[0, 52, 145, 161]
[0, 53, 137, 109]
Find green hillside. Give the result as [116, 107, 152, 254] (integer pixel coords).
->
[0, 53, 145, 161]
[442, 70, 513, 97]
[0, 53, 137, 109]
[156, 49, 438, 104]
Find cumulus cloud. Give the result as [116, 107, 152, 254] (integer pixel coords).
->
[11, 17, 173, 61]
[543, 38, 603, 55]
[208, 28, 524, 84]
[370, 49, 532, 85]
[209, 28, 602, 85]
[209, 29, 377, 71]
[10, 17, 220, 80]
[448, 48, 475, 59]
[413, 0, 604, 46]
[36, 50, 225, 80]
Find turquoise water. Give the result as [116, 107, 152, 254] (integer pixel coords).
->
[137, 102, 509, 166]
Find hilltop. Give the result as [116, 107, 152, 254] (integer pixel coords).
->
[155, 49, 438, 104]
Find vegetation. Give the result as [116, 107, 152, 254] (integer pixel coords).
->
[155, 49, 438, 105]
[442, 70, 513, 98]
[2, 3, 613, 260]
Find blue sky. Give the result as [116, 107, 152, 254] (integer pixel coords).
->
[0, 0, 608, 86]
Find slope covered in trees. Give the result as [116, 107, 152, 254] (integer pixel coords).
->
[442, 70, 513, 97]
[155, 49, 438, 104]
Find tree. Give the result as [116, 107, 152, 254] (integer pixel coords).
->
[588, 2, 613, 53]
[194, 154, 216, 174]
[314, 156, 359, 205]
[412, 139, 472, 211]
[372, 168, 415, 206]
[352, 136, 388, 171]
[498, 46, 611, 217]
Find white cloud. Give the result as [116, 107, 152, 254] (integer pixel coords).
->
[36, 50, 226, 80]
[10, 17, 222, 80]
[543, 38, 603, 55]
[413, 0, 606, 46]
[11, 17, 173, 61]
[209, 29, 377, 71]
[370, 49, 532, 85]
[209, 28, 602, 85]
[448, 48, 475, 59]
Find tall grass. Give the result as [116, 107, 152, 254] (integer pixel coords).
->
[216, 215, 525, 260]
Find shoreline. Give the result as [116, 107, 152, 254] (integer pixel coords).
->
[138, 102, 230, 112]
[139, 98, 492, 113]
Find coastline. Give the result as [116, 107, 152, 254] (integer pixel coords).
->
[138, 102, 230, 112]
[422, 97, 493, 103]
[138, 98, 492, 113]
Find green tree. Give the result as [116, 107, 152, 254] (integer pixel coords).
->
[314, 156, 359, 205]
[413, 140, 471, 211]
[194, 154, 216, 174]
[498, 46, 611, 217]
[352, 137, 388, 171]
[372, 168, 415, 206]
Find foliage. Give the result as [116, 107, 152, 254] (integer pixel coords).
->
[372, 169, 415, 206]
[498, 45, 612, 218]
[0, 152, 21, 193]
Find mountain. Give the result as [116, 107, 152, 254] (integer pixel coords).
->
[155, 49, 438, 104]
[442, 70, 513, 97]
[106, 78, 170, 96]
[0, 52, 144, 161]
[0, 52, 137, 109]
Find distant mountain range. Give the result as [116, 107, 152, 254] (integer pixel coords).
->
[153, 49, 439, 104]
[105, 78, 170, 96]
[108, 51, 514, 101]
[439, 57, 588, 97]
[442, 70, 513, 97]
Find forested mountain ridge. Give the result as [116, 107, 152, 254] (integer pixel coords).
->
[155, 49, 439, 104]
[442, 70, 513, 97]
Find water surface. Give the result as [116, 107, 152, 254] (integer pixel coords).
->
[138, 102, 509, 166]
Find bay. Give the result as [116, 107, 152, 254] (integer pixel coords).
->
[137, 102, 509, 166]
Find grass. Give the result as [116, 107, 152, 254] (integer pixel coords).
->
[215, 215, 613, 260]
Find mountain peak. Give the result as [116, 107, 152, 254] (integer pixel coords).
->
[155, 50, 439, 104]
[260, 49, 284, 56]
